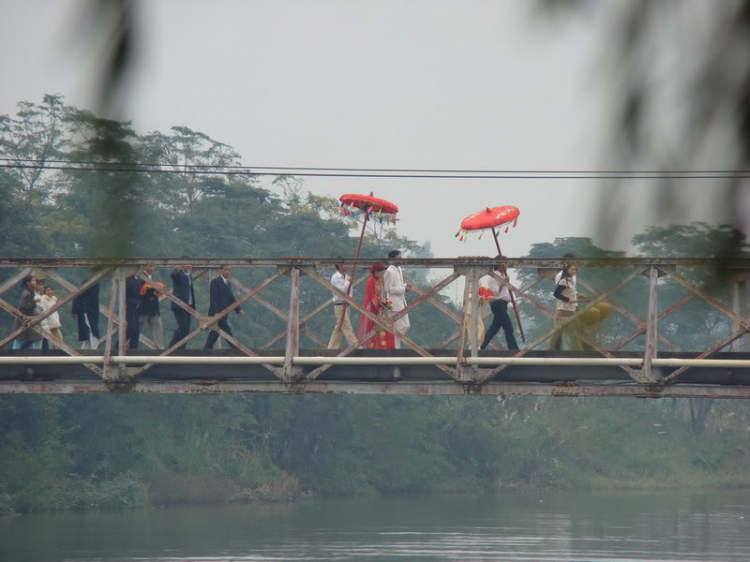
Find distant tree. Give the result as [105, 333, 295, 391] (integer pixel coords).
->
[0, 94, 72, 205]
[141, 126, 243, 214]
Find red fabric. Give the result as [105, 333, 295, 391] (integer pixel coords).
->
[478, 286, 494, 301]
[340, 193, 399, 215]
[358, 275, 395, 349]
[139, 281, 166, 297]
[460, 205, 519, 231]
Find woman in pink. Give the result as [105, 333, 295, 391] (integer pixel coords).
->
[358, 264, 395, 349]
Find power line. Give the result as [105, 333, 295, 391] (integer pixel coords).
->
[0, 158, 749, 179]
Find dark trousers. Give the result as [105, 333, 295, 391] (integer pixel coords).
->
[75, 312, 101, 342]
[481, 299, 519, 350]
[126, 305, 141, 349]
[170, 308, 193, 348]
[204, 317, 235, 349]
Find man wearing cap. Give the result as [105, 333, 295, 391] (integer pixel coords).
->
[384, 249, 412, 348]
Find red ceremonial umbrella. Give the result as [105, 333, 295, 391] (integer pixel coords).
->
[337, 193, 399, 329]
[457, 205, 525, 343]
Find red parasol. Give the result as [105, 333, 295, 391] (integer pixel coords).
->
[336, 193, 399, 332]
[340, 193, 399, 216]
[457, 205, 519, 240]
[457, 205, 526, 343]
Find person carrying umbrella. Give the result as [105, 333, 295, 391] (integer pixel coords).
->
[480, 255, 519, 351]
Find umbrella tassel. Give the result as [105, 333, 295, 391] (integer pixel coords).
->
[478, 231, 484, 240]
[504, 226, 510, 233]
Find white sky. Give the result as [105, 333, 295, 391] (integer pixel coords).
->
[1, 1, 734, 258]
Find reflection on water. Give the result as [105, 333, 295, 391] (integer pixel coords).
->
[1, 491, 749, 561]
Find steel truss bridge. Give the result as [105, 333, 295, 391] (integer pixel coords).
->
[0, 257, 749, 398]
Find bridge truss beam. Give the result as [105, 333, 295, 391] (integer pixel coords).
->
[0, 257, 749, 396]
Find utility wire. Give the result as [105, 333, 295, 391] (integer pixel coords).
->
[0, 159, 748, 179]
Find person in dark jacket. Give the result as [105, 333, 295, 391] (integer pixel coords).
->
[169, 259, 196, 349]
[14, 275, 41, 350]
[125, 270, 144, 349]
[72, 272, 101, 349]
[138, 263, 164, 348]
[204, 265, 245, 350]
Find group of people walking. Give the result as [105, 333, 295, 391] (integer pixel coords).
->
[326, 249, 524, 352]
[327, 249, 411, 350]
[125, 262, 242, 350]
[12, 277, 63, 350]
[325, 251, 589, 352]
[11, 260, 243, 351]
[10, 254, 588, 352]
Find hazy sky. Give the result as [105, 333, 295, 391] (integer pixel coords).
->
[1, 1, 733, 258]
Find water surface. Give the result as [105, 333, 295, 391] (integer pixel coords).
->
[2, 491, 749, 561]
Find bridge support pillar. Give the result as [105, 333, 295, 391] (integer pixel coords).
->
[642, 266, 660, 383]
[283, 267, 304, 382]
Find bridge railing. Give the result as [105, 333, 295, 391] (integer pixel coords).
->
[0, 257, 748, 388]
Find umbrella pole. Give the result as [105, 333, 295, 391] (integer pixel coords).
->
[335, 212, 369, 334]
[491, 228, 526, 343]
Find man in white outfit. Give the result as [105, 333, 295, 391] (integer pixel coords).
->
[384, 249, 412, 348]
[327, 263, 357, 349]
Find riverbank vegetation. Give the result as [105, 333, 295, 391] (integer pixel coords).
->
[2, 96, 750, 515]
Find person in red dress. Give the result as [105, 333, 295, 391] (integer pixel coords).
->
[358, 264, 395, 349]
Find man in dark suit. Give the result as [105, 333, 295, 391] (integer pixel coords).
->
[169, 259, 196, 349]
[72, 271, 101, 349]
[204, 265, 245, 349]
[125, 270, 144, 349]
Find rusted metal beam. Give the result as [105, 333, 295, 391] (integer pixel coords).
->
[579, 279, 683, 352]
[664, 268, 750, 331]
[0, 297, 103, 376]
[130, 269, 286, 378]
[302, 267, 460, 381]
[609, 294, 693, 352]
[643, 266, 659, 382]
[4, 380, 750, 399]
[4, 355, 750, 368]
[283, 267, 301, 381]
[0, 267, 113, 349]
[487, 267, 647, 379]
[661, 328, 748, 384]
[230, 278, 326, 349]
[45, 269, 159, 350]
[2, 257, 749, 269]
[0, 268, 33, 296]
[117, 267, 127, 379]
[102, 271, 118, 380]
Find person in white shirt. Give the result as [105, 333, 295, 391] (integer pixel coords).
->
[479, 257, 519, 350]
[550, 263, 589, 351]
[384, 249, 412, 348]
[39, 284, 64, 349]
[327, 263, 357, 349]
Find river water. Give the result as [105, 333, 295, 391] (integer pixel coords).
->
[2, 491, 749, 561]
